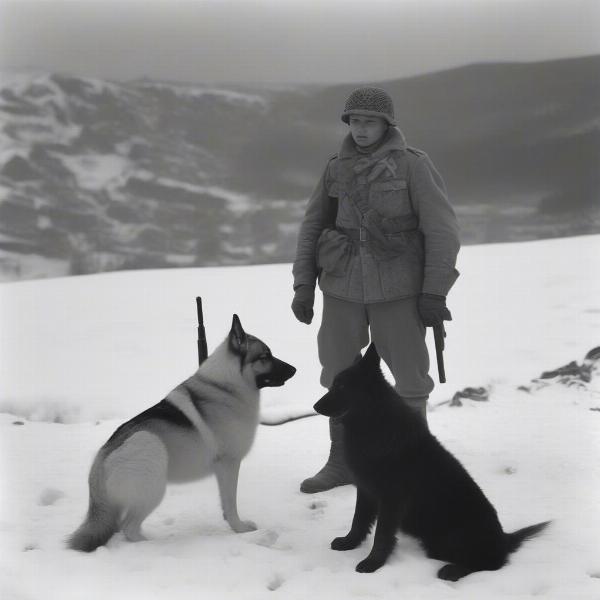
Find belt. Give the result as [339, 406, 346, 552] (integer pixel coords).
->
[341, 227, 368, 242]
[339, 224, 418, 243]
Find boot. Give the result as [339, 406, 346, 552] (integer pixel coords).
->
[300, 417, 353, 493]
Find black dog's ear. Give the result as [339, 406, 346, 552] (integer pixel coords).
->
[229, 314, 247, 356]
[363, 342, 381, 366]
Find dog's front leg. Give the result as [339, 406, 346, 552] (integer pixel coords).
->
[331, 488, 377, 550]
[355, 499, 398, 573]
[214, 457, 257, 533]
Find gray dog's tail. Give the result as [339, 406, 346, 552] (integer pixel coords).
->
[505, 521, 551, 554]
[68, 456, 120, 552]
[68, 495, 120, 552]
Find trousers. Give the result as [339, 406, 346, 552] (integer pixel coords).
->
[317, 294, 434, 410]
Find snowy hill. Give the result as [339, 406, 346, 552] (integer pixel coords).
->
[0, 71, 299, 281]
[0, 235, 599, 599]
[1, 55, 599, 282]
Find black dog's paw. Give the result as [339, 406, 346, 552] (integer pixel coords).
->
[331, 536, 360, 551]
[437, 563, 471, 582]
[355, 557, 384, 573]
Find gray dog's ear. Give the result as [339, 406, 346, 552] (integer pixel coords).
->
[229, 314, 247, 356]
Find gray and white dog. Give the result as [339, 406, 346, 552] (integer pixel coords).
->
[68, 315, 296, 552]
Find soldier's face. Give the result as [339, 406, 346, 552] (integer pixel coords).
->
[349, 115, 388, 147]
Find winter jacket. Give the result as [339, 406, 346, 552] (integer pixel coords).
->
[292, 126, 460, 303]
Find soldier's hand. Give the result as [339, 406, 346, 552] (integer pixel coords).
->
[291, 285, 315, 325]
[418, 293, 452, 327]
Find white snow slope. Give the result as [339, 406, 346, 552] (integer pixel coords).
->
[1, 234, 599, 600]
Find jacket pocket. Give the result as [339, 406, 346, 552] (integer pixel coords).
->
[369, 179, 411, 218]
[316, 228, 352, 277]
[378, 254, 423, 298]
[377, 230, 424, 298]
[378, 233, 424, 298]
[382, 232, 409, 255]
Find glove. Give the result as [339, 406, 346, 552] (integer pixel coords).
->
[291, 285, 315, 324]
[418, 293, 452, 327]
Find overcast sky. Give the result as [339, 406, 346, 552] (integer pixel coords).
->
[1, 0, 599, 85]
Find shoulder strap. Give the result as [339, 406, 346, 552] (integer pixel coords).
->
[406, 146, 427, 158]
[325, 153, 340, 227]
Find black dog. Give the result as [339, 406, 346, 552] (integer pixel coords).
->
[314, 343, 549, 581]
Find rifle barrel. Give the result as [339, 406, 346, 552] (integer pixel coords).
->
[196, 297, 208, 365]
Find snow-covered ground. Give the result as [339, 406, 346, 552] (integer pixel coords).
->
[1, 234, 599, 599]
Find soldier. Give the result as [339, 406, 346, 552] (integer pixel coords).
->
[291, 87, 460, 493]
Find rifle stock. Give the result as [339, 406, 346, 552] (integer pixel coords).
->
[433, 323, 446, 383]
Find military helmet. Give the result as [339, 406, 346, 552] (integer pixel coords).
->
[341, 87, 396, 126]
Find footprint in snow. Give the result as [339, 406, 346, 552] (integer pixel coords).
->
[38, 488, 65, 506]
[307, 499, 327, 518]
[267, 573, 284, 591]
[251, 529, 279, 548]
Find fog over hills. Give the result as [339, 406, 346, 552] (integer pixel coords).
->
[0, 55, 598, 281]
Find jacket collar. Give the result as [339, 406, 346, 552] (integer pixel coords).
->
[338, 126, 407, 159]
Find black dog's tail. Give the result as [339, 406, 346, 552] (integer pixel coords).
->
[505, 521, 551, 554]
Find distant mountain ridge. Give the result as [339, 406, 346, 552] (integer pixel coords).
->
[0, 55, 598, 281]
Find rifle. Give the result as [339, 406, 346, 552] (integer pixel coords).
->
[196, 296, 208, 365]
[433, 323, 446, 384]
